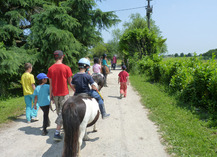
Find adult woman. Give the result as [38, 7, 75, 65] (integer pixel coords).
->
[101, 54, 109, 87]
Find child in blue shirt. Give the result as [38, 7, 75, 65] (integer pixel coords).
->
[71, 58, 110, 119]
[33, 73, 50, 135]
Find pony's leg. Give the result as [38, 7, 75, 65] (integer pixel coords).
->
[77, 128, 85, 157]
[79, 127, 87, 144]
[93, 124, 97, 132]
[77, 143, 81, 157]
[83, 129, 90, 141]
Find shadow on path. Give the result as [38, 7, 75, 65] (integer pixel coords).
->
[108, 95, 121, 99]
[42, 134, 63, 157]
[41, 130, 99, 157]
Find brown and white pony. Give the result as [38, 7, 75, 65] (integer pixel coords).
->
[62, 94, 100, 157]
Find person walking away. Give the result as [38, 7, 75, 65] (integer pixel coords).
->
[47, 50, 74, 141]
[112, 55, 117, 70]
[118, 65, 129, 99]
[71, 58, 110, 119]
[20, 63, 39, 124]
[33, 73, 51, 135]
[102, 54, 109, 87]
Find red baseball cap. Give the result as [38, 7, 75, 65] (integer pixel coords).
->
[54, 50, 65, 57]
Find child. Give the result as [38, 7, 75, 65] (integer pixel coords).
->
[33, 73, 50, 135]
[118, 65, 129, 99]
[71, 58, 110, 119]
[20, 63, 39, 124]
[92, 57, 102, 74]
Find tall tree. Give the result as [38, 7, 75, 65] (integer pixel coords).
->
[0, 0, 41, 97]
[28, 0, 120, 71]
[61, 0, 120, 47]
[119, 28, 166, 58]
[122, 13, 167, 54]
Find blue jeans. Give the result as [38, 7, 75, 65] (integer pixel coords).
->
[24, 95, 39, 122]
[89, 90, 108, 116]
[89, 90, 104, 106]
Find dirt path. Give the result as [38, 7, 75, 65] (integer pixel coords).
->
[0, 67, 169, 157]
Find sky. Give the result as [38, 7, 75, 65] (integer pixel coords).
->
[96, 0, 217, 55]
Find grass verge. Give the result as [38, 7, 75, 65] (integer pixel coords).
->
[0, 97, 25, 125]
[130, 74, 217, 156]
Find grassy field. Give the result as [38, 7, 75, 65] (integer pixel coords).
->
[0, 97, 25, 125]
[130, 74, 217, 156]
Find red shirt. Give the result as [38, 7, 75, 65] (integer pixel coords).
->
[47, 64, 72, 96]
[118, 70, 129, 82]
[113, 56, 117, 64]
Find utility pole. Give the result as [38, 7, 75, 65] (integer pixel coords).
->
[146, 0, 153, 30]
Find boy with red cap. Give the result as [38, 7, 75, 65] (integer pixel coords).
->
[47, 50, 74, 141]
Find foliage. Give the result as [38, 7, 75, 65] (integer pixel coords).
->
[187, 53, 192, 57]
[121, 13, 167, 54]
[28, 4, 83, 72]
[0, 42, 38, 98]
[105, 29, 123, 58]
[180, 52, 184, 57]
[119, 28, 166, 63]
[0, 0, 119, 98]
[202, 48, 217, 59]
[61, 0, 120, 47]
[119, 14, 167, 67]
[90, 42, 108, 59]
[134, 53, 217, 114]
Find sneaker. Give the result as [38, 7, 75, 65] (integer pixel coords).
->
[31, 117, 39, 122]
[54, 133, 62, 141]
[27, 121, 31, 124]
[102, 113, 110, 119]
[42, 130, 48, 136]
[120, 94, 123, 99]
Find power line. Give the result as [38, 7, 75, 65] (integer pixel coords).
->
[105, 6, 146, 13]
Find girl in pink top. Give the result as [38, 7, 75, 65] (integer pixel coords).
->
[92, 58, 101, 74]
[118, 65, 129, 98]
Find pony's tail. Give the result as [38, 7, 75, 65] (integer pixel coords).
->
[62, 102, 80, 157]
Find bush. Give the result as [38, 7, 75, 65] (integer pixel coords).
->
[135, 54, 217, 113]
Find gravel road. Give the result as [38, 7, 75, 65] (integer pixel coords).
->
[0, 67, 169, 157]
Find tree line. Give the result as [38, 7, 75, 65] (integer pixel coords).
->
[0, 0, 120, 98]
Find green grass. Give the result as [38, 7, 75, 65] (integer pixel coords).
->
[130, 74, 217, 157]
[0, 97, 25, 125]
